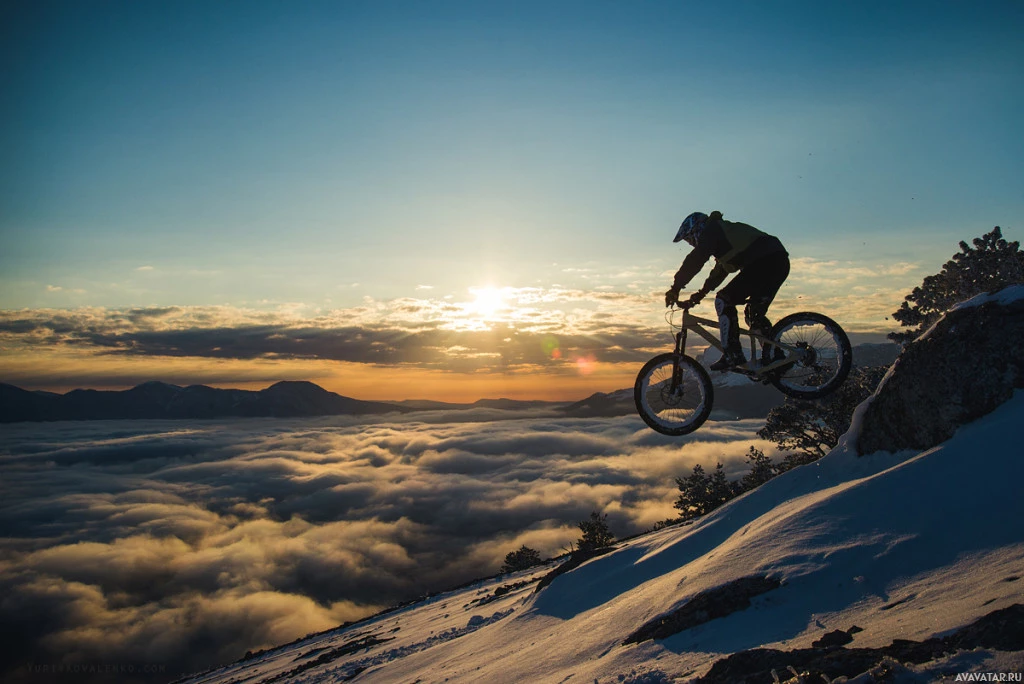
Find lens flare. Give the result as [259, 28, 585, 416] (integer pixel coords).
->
[541, 335, 560, 359]
[575, 355, 596, 375]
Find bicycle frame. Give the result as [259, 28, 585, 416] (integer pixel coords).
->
[670, 307, 809, 380]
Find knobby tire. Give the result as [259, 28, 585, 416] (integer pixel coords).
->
[634, 353, 714, 436]
[766, 312, 852, 400]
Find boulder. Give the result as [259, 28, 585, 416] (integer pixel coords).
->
[857, 287, 1024, 455]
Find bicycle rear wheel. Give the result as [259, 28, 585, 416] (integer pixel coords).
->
[766, 312, 852, 399]
[634, 353, 714, 435]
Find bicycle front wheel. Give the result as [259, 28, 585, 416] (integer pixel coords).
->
[634, 353, 714, 435]
[767, 312, 852, 399]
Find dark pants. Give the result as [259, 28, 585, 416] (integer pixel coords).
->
[715, 251, 791, 354]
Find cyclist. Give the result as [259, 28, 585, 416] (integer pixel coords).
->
[665, 211, 790, 371]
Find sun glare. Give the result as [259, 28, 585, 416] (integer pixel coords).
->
[469, 287, 506, 319]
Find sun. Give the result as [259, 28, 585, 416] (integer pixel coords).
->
[468, 286, 506, 319]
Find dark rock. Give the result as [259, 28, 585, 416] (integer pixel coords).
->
[535, 547, 615, 593]
[812, 629, 854, 648]
[697, 603, 1024, 683]
[858, 289, 1024, 455]
[880, 595, 915, 611]
[945, 603, 1024, 652]
[623, 576, 782, 644]
[261, 634, 394, 683]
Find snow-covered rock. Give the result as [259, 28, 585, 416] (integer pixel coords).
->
[857, 284, 1024, 455]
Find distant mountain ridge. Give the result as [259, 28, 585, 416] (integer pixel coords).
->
[1, 344, 899, 423]
[0, 380, 414, 423]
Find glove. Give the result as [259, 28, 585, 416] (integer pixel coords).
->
[681, 291, 706, 309]
[664, 287, 680, 308]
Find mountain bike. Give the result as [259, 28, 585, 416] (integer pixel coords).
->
[634, 303, 852, 435]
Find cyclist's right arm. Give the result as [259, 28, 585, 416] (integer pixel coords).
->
[672, 219, 729, 289]
[672, 243, 712, 290]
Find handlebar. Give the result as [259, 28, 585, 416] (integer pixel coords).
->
[667, 289, 706, 311]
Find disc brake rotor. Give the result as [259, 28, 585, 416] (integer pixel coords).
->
[659, 385, 684, 406]
[795, 341, 818, 367]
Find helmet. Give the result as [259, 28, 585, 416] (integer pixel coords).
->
[674, 212, 708, 244]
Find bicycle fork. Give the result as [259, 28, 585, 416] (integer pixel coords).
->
[670, 329, 688, 394]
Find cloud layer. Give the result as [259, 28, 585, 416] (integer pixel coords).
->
[0, 294, 662, 368]
[0, 271, 905, 396]
[0, 412, 773, 681]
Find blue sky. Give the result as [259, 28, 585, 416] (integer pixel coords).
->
[1, 0, 1022, 397]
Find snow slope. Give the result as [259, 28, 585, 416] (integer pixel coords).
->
[178, 387, 1024, 683]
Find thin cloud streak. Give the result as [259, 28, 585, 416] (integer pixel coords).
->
[0, 276, 903, 393]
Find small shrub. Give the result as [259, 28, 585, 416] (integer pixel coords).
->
[674, 463, 738, 521]
[500, 545, 543, 573]
[576, 511, 615, 552]
[739, 446, 778, 491]
[672, 449, 785, 524]
[650, 517, 685, 531]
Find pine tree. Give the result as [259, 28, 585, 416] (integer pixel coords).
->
[890, 227, 1024, 343]
[500, 545, 543, 573]
[708, 462, 737, 505]
[674, 464, 708, 521]
[674, 463, 736, 521]
[576, 511, 615, 552]
[739, 446, 778, 491]
[758, 366, 887, 467]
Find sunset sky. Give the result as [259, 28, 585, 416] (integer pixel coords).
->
[2, 0, 1022, 400]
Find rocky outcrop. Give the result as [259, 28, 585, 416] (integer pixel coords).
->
[857, 286, 1024, 455]
[623, 576, 782, 645]
[697, 603, 1024, 683]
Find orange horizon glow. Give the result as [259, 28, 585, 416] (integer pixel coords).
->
[0, 278, 906, 403]
[0, 350, 642, 403]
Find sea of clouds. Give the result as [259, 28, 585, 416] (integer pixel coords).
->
[0, 410, 774, 681]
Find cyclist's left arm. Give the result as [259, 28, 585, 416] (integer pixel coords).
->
[699, 263, 729, 294]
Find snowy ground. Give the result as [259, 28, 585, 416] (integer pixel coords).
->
[177, 389, 1024, 683]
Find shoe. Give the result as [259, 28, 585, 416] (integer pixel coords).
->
[709, 351, 746, 371]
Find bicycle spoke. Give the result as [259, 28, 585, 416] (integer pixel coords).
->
[634, 354, 712, 435]
[768, 313, 852, 399]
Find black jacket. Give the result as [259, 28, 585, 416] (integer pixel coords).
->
[672, 217, 787, 292]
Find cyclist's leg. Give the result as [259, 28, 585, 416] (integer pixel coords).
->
[742, 253, 790, 336]
[717, 253, 789, 368]
[714, 287, 745, 366]
[713, 297, 742, 355]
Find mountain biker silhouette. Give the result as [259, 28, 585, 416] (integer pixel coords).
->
[665, 210, 790, 371]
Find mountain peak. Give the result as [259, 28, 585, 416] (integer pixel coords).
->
[132, 380, 182, 391]
[265, 380, 327, 392]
